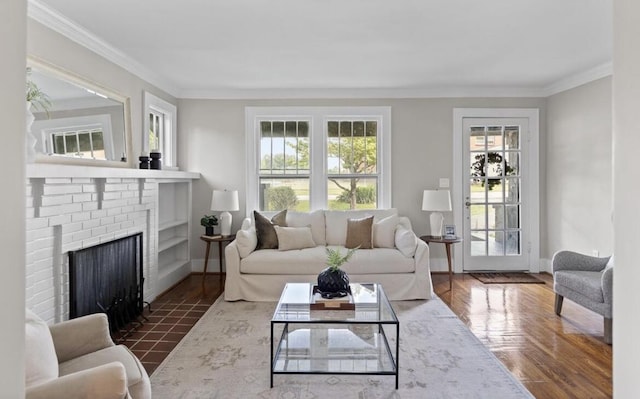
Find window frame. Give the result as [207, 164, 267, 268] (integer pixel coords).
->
[143, 91, 177, 169]
[245, 106, 391, 214]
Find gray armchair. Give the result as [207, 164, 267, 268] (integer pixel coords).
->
[552, 250, 613, 344]
[25, 309, 151, 399]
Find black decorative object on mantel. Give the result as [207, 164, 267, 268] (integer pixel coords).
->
[138, 155, 149, 169]
[317, 247, 357, 298]
[150, 151, 162, 170]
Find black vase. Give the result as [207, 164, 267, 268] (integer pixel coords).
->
[317, 267, 350, 297]
[205, 226, 214, 236]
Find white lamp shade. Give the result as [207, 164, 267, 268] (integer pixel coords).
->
[210, 190, 239, 212]
[421, 190, 452, 212]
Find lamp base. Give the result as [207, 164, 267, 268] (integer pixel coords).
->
[429, 212, 444, 238]
[219, 211, 232, 236]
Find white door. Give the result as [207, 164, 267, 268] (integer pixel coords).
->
[462, 117, 532, 271]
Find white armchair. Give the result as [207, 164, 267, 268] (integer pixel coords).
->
[25, 309, 151, 399]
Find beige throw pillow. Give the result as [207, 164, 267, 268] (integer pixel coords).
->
[345, 216, 374, 249]
[25, 308, 59, 388]
[395, 225, 417, 257]
[236, 227, 257, 258]
[274, 226, 316, 251]
[254, 210, 287, 250]
[373, 214, 399, 248]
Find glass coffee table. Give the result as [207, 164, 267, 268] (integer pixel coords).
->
[270, 283, 399, 389]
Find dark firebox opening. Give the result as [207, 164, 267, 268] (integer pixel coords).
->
[68, 232, 148, 340]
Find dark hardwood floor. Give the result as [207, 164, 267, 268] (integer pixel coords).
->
[122, 272, 612, 398]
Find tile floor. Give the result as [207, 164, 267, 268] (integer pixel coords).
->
[114, 276, 222, 374]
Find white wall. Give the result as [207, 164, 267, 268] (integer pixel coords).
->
[0, 0, 26, 397]
[613, 0, 640, 396]
[178, 97, 546, 272]
[545, 77, 613, 264]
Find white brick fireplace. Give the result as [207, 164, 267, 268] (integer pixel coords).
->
[25, 164, 198, 323]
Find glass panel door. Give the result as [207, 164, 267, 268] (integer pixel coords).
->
[463, 118, 530, 271]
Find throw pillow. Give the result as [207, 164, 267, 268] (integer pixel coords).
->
[345, 216, 374, 249]
[395, 225, 417, 257]
[274, 226, 316, 251]
[372, 214, 398, 248]
[254, 210, 287, 250]
[25, 308, 59, 388]
[236, 227, 257, 258]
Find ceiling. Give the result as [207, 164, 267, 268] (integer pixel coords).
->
[32, 0, 612, 99]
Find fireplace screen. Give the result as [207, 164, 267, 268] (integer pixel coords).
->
[68, 232, 143, 330]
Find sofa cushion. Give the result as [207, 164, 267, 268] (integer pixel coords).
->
[325, 209, 398, 246]
[240, 245, 415, 275]
[274, 226, 316, 251]
[254, 210, 287, 250]
[59, 345, 149, 397]
[554, 270, 604, 303]
[346, 216, 374, 249]
[286, 210, 326, 245]
[395, 225, 418, 257]
[236, 227, 257, 258]
[373, 214, 398, 248]
[25, 308, 59, 388]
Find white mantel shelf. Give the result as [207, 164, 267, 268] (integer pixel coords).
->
[27, 163, 200, 180]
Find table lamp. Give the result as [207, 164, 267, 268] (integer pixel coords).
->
[211, 189, 239, 236]
[422, 189, 452, 238]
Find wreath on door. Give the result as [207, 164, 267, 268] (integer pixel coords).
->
[471, 152, 513, 190]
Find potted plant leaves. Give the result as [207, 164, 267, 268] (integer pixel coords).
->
[317, 247, 357, 298]
[200, 214, 218, 236]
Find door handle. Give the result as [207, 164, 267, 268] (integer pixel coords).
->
[465, 201, 471, 207]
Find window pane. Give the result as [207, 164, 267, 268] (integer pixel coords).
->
[53, 135, 65, 155]
[78, 132, 92, 152]
[328, 120, 377, 176]
[505, 126, 520, 150]
[298, 121, 309, 138]
[488, 204, 503, 230]
[506, 205, 520, 229]
[505, 178, 520, 203]
[487, 179, 503, 204]
[259, 178, 309, 212]
[506, 231, 521, 255]
[505, 151, 519, 176]
[470, 204, 486, 229]
[469, 126, 485, 151]
[92, 131, 106, 160]
[260, 120, 309, 175]
[470, 231, 487, 256]
[327, 177, 377, 210]
[65, 134, 78, 154]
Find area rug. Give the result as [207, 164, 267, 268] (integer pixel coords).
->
[151, 296, 534, 398]
[470, 272, 545, 284]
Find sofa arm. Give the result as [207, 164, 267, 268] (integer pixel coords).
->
[414, 238, 434, 298]
[49, 313, 115, 363]
[602, 266, 613, 305]
[551, 250, 610, 273]
[224, 240, 243, 301]
[26, 362, 129, 399]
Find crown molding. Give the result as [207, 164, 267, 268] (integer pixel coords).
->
[542, 62, 613, 97]
[27, 0, 180, 98]
[179, 86, 549, 100]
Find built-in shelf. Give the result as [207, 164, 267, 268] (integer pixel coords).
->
[156, 181, 192, 295]
[158, 219, 189, 232]
[26, 163, 200, 179]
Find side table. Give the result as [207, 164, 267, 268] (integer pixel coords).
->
[419, 235, 462, 290]
[200, 234, 236, 286]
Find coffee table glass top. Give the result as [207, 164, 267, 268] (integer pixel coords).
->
[272, 283, 397, 323]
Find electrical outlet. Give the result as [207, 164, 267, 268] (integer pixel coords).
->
[592, 250, 599, 257]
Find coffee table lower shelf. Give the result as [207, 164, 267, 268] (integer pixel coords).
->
[270, 322, 399, 389]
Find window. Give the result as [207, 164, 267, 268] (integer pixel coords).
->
[247, 107, 391, 212]
[50, 127, 105, 159]
[143, 92, 177, 169]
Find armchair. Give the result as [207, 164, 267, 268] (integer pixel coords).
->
[552, 251, 613, 344]
[25, 309, 151, 399]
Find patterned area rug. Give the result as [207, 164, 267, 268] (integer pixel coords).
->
[470, 273, 546, 284]
[151, 296, 534, 398]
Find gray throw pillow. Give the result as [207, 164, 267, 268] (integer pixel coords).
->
[345, 216, 373, 249]
[254, 210, 287, 250]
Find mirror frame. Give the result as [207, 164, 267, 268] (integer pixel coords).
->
[27, 56, 133, 168]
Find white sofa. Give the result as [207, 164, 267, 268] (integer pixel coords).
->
[224, 209, 433, 301]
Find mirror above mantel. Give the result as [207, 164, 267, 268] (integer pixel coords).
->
[27, 57, 132, 167]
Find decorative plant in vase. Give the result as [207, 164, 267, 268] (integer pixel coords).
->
[25, 67, 52, 162]
[200, 214, 218, 236]
[317, 247, 358, 298]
